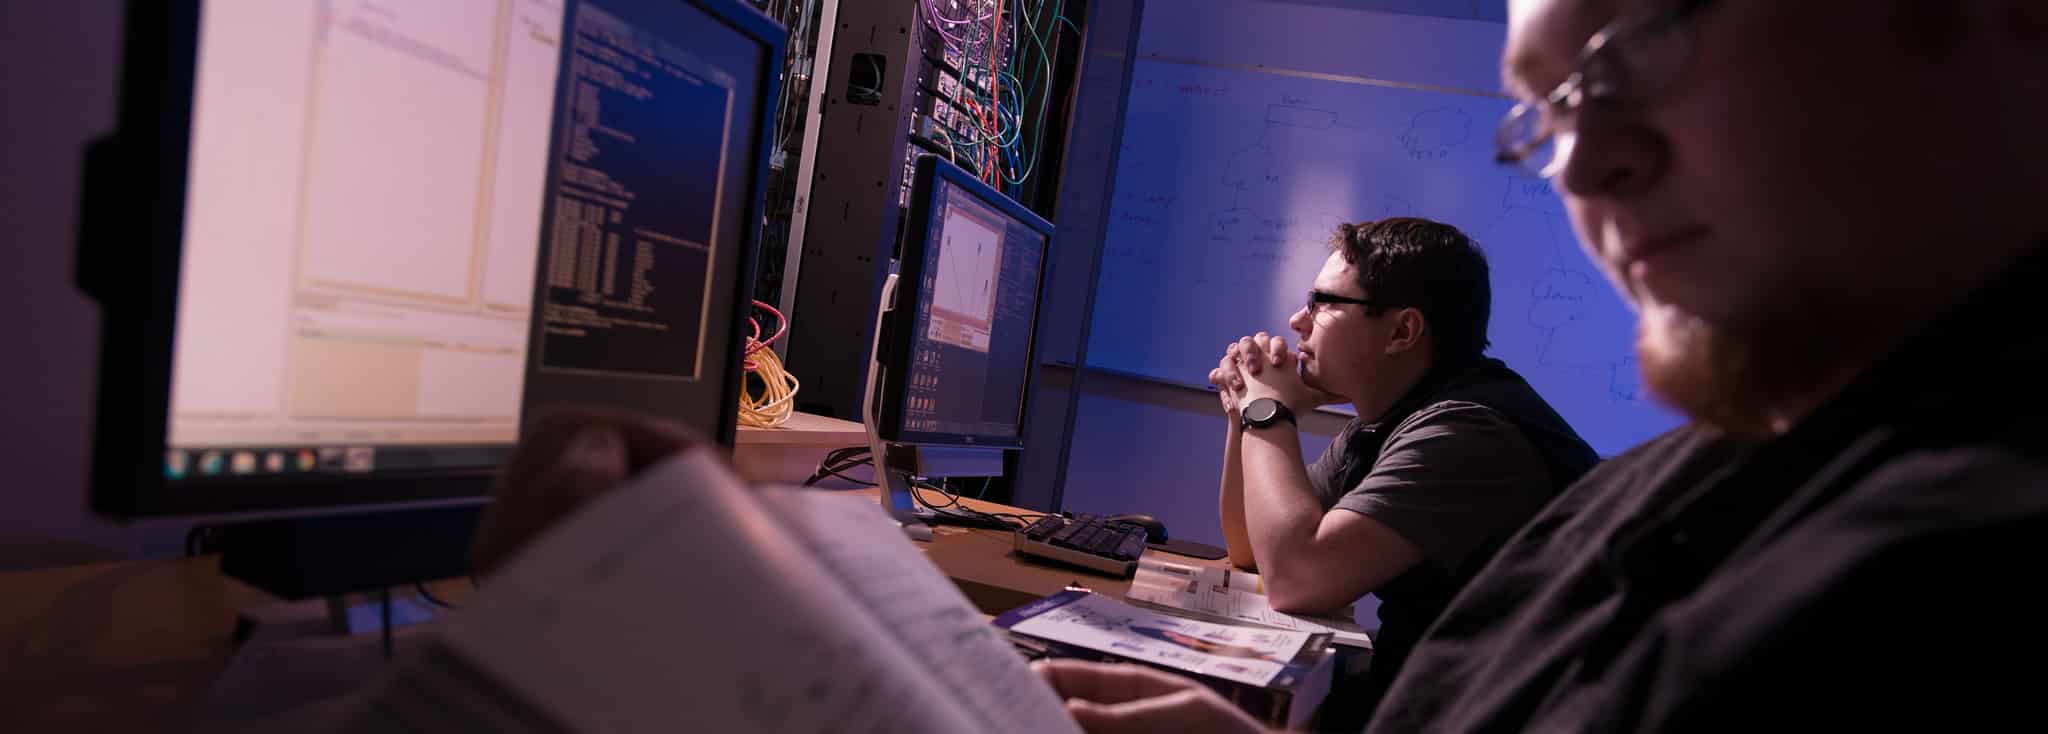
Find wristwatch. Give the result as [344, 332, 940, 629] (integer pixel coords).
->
[1240, 397, 1297, 431]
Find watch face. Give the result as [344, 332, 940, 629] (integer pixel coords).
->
[1246, 399, 1278, 422]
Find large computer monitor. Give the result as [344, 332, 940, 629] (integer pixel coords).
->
[82, 0, 781, 589]
[864, 157, 1053, 522]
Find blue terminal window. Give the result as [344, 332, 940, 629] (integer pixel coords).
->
[533, 0, 745, 380]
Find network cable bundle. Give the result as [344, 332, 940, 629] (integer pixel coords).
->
[765, 0, 1083, 421]
[738, 300, 800, 428]
[908, 0, 1076, 200]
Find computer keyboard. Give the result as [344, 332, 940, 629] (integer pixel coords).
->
[1014, 514, 1150, 577]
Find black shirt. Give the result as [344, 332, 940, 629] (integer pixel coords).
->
[1367, 246, 2048, 732]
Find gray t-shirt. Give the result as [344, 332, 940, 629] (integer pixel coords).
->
[1308, 401, 1555, 574]
[1300, 360, 1597, 730]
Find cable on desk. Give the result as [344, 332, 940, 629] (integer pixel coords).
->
[818, 465, 878, 487]
[924, 478, 1052, 525]
[805, 447, 872, 486]
[984, 511, 1054, 524]
[910, 479, 962, 510]
[184, 525, 213, 557]
[804, 445, 877, 487]
[379, 587, 394, 662]
[910, 480, 1035, 529]
[415, 581, 458, 610]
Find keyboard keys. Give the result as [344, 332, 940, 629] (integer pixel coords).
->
[1013, 515, 1148, 572]
[1092, 532, 1119, 554]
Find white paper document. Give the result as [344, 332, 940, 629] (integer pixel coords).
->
[1003, 591, 1317, 688]
[333, 450, 1083, 734]
[1125, 558, 1374, 649]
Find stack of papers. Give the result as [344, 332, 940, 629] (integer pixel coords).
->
[1124, 558, 1374, 650]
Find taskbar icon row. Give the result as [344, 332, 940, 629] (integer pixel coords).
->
[165, 446, 376, 480]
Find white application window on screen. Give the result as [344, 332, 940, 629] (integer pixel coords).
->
[927, 193, 1004, 354]
[168, 0, 567, 451]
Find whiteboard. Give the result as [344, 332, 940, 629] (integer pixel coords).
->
[1082, 10, 1680, 455]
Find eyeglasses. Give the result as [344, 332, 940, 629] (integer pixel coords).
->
[1494, 0, 1715, 178]
[1307, 290, 1386, 315]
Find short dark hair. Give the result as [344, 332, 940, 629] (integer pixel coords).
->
[1329, 217, 1492, 366]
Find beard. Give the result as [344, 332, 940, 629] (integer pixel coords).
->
[1635, 299, 1865, 438]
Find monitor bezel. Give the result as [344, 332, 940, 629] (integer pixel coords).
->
[878, 156, 1056, 450]
[85, 0, 783, 518]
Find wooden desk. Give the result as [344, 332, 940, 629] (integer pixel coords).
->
[857, 488, 1227, 613]
[0, 556, 277, 732]
[0, 489, 1205, 731]
[733, 410, 867, 485]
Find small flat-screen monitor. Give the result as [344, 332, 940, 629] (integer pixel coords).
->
[88, 0, 782, 519]
[877, 157, 1055, 451]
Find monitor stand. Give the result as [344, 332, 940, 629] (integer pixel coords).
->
[859, 272, 1019, 537]
[860, 272, 925, 540]
[196, 591, 444, 727]
[196, 507, 481, 726]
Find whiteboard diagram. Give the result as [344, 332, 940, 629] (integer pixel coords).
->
[1085, 57, 1680, 454]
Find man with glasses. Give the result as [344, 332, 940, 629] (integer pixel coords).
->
[1206, 217, 1598, 729]
[1039, 0, 2048, 731]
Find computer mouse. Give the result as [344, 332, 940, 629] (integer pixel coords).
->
[1104, 513, 1167, 541]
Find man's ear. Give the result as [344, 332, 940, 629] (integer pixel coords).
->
[1385, 308, 1427, 355]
